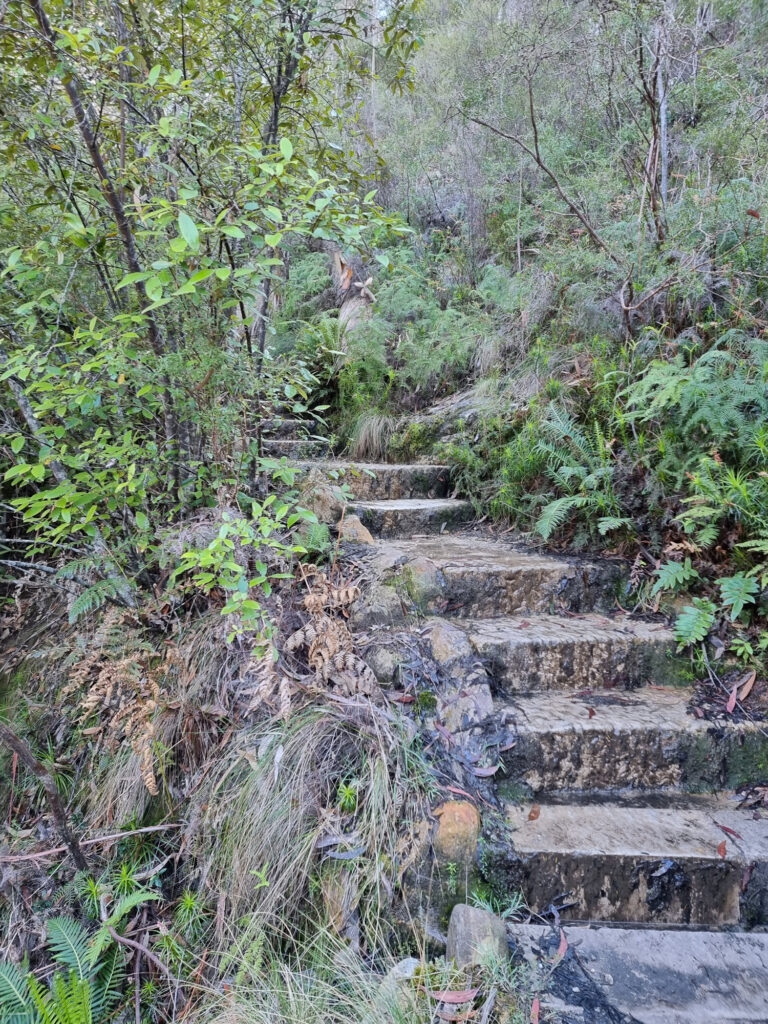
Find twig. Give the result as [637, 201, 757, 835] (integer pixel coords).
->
[108, 927, 176, 983]
[0, 822, 182, 863]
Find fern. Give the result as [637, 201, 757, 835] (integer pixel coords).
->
[651, 558, 701, 596]
[89, 890, 161, 966]
[534, 495, 585, 540]
[674, 599, 717, 649]
[0, 962, 34, 1024]
[67, 578, 126, 624]
[597, 516, 633, 535]
[717, 573, 759, 620]
[46, 919, 92, 981]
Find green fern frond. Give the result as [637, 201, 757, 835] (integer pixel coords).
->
[674, 599, 716, 649]
[67, 578, 125, 624]
[596, 516, 633, 535]
[0, 962, 34, 1024]
[534, 495, 585, 540]
[651, 558, 701, 596]
[46, 919, 92, 981]
[717, 573, 759, 620]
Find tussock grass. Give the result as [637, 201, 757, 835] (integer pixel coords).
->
[348, 412, 399, 461]
[192, 703, 435, 949]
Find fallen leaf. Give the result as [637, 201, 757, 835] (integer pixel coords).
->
[472, 764, 500, 777]
[499, 739, 517, 752]
[738, 670, 757, 702]
[715, 822, 743, 840]
[392, 693, 416, 704]
[747, 208, 761, 219]
[528, 804, 541, 822]
[726, 685, 738, 714]
[436, 722, 455, 745]
[444, 785, 476, 800]
[530, 996, 540, 1024]
[518, 620, 532, 628]
[587, 707, 596, 719]
[422, 988, 480, 1004]
[436, 1011, 476, 1022]
[717, 840, 727, 860]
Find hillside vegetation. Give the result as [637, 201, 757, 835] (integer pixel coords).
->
[1, 0, 767, 1021]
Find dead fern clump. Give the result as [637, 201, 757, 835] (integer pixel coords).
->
[285, 569, 381, 701]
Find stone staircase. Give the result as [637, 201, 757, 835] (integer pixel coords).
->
[267, 418, 768, 1022]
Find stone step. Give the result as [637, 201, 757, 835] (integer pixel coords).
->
[447, 614, 677, 692]
[294, 461, 451, 501]
[351, 497, 473, 538]
[509, 922, 768, 1024]
[497, 794, 768, 926]
[261, 437, 331, 459]
[497, 688, 768, 795]
[371, 535, 623, 615]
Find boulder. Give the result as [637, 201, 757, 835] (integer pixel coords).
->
[338, 513, 374, 545]
[403, 555, 443, 609]
[446, 903, 508, 967]
[439, 681, 494, 734]
[349, 583, 407, 629]
[427, 619, 473, 664]
[377, 956, 421, 1014]
[433, 800, 480, 867]
[365, 643, 401, 684]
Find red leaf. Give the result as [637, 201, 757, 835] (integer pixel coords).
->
[726, 684, 738, 714]
[472, 764, 500, 777]
[528, 804, 541, 822]
[747, 208, 761, 219]
[444, 785, 475, 800]
[587, 707, 596, 719]
[422, 988, 480, 1004]
[392, 693, 416, 704]
[738, 671, 757, 702]
[556, 928, 568, 958]
[436, 722, 455, 745]
[715, 822, 743, 840]
[518, 620, 532, 628]
[717, 840, 727, 859]
[530, 996, 540, 1024]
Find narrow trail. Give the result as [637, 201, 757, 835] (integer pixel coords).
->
[271, 417, 768, 1024]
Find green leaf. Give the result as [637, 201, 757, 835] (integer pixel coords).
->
[674, 599, 716, 649]
[147, 64, 161, 86]
[279, 137, 293, 160]
[264, 232, 282, 247]
[220, 225, 245, 239]
[651, 558, 701, 596]
[177, 211, 199, 249]
[116, 271, 151, 290]
[10, 435, 24, 454]
[135, 510, 149, 530]
[717, 573, 759, 620]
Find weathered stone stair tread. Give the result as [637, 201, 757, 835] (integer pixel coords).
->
[509, 923, 768, 1024]
[351, 497, 472, 537]
[499, 687, 766, 793]
[449, 613, 675, 690]
[373, 535, 623, 613]
[508, 794, 766, 860]
[293, 460, 450, 500]
[501, 794, 767, 926]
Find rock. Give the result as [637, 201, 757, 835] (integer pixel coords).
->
[377, 957, 421, 1014]
[299, 468, 345, 524]
[426, 618, 473, 664]
[338, 513, 374, 545]
[403, 555, 443, 609]
[446, 903, 508, 968]
[365, 643, 401, 684]
[433, 800, 480, 867]
[439, 681, 494, 733]
[349, 583, 407, 629]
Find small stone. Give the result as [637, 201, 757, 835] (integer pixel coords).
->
[427, 619, 473, 664]
[366, 644, 401, 684]
[349, 583, 406, 629]
[338, 513, 374, 545]
[299, 469, 344, 524]
[433, 800, 480, 867]
[377, 957, 421, 1014]
[446, 903, 508, 967]
[439, 682, 493, 733]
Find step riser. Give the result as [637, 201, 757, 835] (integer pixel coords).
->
[491, 851, 765, 926]
[474, 633, 677, 692]
[295, 464, 451, 501]
[502, 728, 768, 795]
[261, 439, 330, 458]
[416, 563, 621, 616]
[353, 502, 472, 538]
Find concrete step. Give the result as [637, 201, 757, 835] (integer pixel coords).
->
[371, 535, 623, 615]
[351, 497, 472, 538]
[509, 922, 768, 1024]
[261, 437, 331, 459]
[497, 688, 768, 795]
[294, 461, 451, 501]
[497, 794, 768, 926]
[448, 613, 677, 692]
